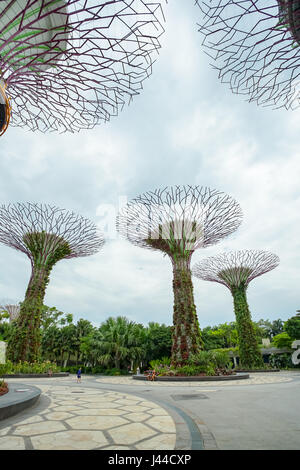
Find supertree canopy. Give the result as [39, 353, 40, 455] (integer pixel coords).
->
[0, 0, 166, 135]
[117, 185, 242, 365]
[0, 202, 104, 362]
[193, 250, 280, 368]
[196, 1, 300, 109]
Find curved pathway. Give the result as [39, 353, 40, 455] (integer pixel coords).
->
[0, 371, 299, 450]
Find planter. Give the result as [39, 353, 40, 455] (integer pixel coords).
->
[132, 373, 249, 382]
[0, 383, 41, 420]
[234, 369, 280, 373]
[0, 372, 69, 378]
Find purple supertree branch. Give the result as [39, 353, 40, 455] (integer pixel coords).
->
[0, 202, 104, 260]
[196, 0, 300, 109]
[0, 0, 166, 132]
[192, 250, 280, 289]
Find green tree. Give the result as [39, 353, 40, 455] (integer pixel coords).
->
[98, 316, 145, 369]
[80, 331, 104, 366]
[284, 315, 300, 340]
[56, 324, 78, 366]
[202, 322, 238, 350]
[40, 305, 73, 330]
[143, 322, 172, 362]
[74, 319, 95, 364]
[256, 318, 284, 339]
[41, 325, 61, 362]
[272, 332, 293, 349]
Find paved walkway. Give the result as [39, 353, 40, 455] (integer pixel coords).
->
[0, 384, 176, 450]
[95, 372, 294, 387]
[0, 371, 299, 450]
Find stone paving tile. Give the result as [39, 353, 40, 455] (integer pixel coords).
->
[107, 422, 158, 446]
[66, 415, 129, 430]
[31, 430, 108, 450]
[0, 436, 26, 450]
[146, 416, 176, 433]
[95, 373, 294, 387]
[0, 385, 176, 450]
[135, 434, 177, 450]
[12, 420, 67, 436]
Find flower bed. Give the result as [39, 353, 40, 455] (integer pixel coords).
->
[234, 368, 280, 372]
[133, 373, 249, 381]
[0, 380, 8, 396]
[145, 351, 236, 379]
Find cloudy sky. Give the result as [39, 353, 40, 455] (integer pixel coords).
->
[0, 1, 299, 329]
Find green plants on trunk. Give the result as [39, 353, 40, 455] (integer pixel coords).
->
[171, 259, 203, 366]
[231, 284, 264, 368]
[7, 232, 71, 362]
[116, 186, 242, 369]
[193, 250, 279, 371]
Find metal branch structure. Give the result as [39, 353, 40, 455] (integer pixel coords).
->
[0, 302, 20, 322]
[117, 185, 243, 365]
[0, 0, 166, 135]
[0, 202, 104, 362]
[196, 1, 300, 109]
[193, 250, 280, 368]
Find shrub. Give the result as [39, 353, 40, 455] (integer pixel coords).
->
[0, 360, 60, 375]
[269, 353, 299, 369]
[272, 332, 293, 349]
[149, 357, 171, 370]
[102, 368, 128, 376]
[59, 366, 129, 375]
[175, 365, 212, 376]
[209, 350, 231, 369]
[91, 366, 106, 374]
[189, 351, 215, 367]
[189, 350, 231, 369]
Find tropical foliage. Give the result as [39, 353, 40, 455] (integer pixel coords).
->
[0, 305, 299, 373]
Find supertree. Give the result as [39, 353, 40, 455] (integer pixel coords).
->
[0, 203, 104, 362]
[196, 1, 300, 109]
[0, 301, 20, 322]
[193, 250, 280, 368]
[116, 185, 242, 365]
[0, 0, 166, 136]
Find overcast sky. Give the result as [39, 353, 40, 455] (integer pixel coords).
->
[0, 1, 299, 329]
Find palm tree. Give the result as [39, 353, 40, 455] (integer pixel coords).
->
[74, 319, 94, 365]
[41, 325, 61, 362]
[98, 316, 145, 369]
[56, 324, 77, 367]
[80, 331, 103, 367]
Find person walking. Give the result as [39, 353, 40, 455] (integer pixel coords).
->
[76, 368, 82, 383]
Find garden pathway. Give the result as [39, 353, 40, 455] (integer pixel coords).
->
[0, 383, 177, 450]
[0, 371, 298, 450]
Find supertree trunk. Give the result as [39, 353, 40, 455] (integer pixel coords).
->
[231, 285, 263, 369]
[8, 263, 52, 362]
[171, 257, 203, 366]
[7, 231, 70, 362]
